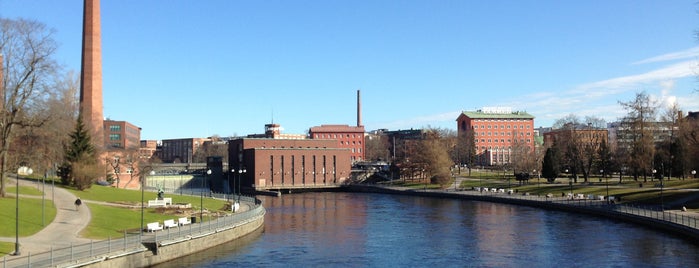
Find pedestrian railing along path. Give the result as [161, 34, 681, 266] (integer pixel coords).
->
[361, 184, 699, 238]
[2, 196, 265, 268]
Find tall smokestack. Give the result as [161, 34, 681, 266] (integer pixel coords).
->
[357, 89, 362, 127]
[80, 0, 104, 149]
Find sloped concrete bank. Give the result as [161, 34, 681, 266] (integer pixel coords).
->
[344, 185, 699, 242]
[85, 209, 265, 268]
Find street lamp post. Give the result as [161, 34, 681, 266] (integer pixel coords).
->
[145, 171, 153, 236]
[565, 169, 570, 198]
[238, 167, 246, 202]
[653, 169, 663, 211]
[602, 169, 608, 204]
[201, 169, 211, 223]
[14, 170, 20, 255]
[227, 168, 234, 202]
[14, 166, 33, 255]
[692, 170, 697, 179]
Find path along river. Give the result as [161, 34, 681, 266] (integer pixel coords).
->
[155, 192, 699, 267]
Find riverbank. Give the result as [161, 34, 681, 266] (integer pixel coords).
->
[1, 177, 266, 268]
[344, 184, 699, 242]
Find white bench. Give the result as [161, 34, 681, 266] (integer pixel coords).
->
[164, 219, 178, 229]
[147, 197, 173, 207]
[146, 222, 163, 232]
[178, 217, 191, 226]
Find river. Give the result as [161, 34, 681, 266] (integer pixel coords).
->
[155, 192, 699, 267]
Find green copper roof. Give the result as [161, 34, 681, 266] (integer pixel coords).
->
[460, 111, 535, 119]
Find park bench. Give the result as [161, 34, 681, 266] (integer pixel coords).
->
[178, 217, 191, 226]
[164, 219, 178, 229]
[146, 222, 163, 232]
[147, 197, 173, 207]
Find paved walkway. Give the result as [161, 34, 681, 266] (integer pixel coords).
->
[0, 177, 92, 260]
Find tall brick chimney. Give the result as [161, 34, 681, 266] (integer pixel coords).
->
[80, 0, 104, 149]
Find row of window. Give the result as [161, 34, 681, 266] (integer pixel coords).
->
[315, 134, 363, 139]
[472, 124, 531, 130]
[478, 145, 532, 151]
[109, 125, 121, 132]
[476, 139, 532, 144]
[339, 141, 362, 145]
[474, 132, 533, 137]
[472, 118, 531, 122]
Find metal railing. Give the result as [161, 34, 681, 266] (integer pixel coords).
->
[3, 196, 264, 268]
[432, 186, 699, 231]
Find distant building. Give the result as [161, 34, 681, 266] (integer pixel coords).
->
[309, 124, 365, 162]
[456, 107, 535, 166]
[247, 124, 307, 140]
[374, 128, 428, 161]
[608, 120, 675, 151]
[160, 138, 211, 163]
[103, 120, 141, 150]
[140, 140, 158, 159]
[543, 123, 608, 148]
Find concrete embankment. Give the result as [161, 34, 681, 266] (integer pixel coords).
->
[344, 185, 699, 242]
[85, 210, 265, 268]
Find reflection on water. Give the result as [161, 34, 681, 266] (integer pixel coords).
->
[156, 192, 699, 267]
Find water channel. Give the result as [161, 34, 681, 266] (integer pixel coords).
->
[155, 192, 699, 267]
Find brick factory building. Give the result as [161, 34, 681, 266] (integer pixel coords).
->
[456, 108, 535, 166]
[308, 89, 366, 162]
[309, 124, 365, 162]
[228, 137, 351, 192]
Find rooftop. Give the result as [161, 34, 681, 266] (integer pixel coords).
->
[459, 110, 535, 119]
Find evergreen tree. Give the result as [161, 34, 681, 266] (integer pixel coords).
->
[59, 115, 98, 189]
[542, 147, 560, 183]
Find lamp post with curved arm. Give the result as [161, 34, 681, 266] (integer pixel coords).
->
[14, 166, 33, 256]
[201, 169, 211, 223]
[238, 167, 246, 202]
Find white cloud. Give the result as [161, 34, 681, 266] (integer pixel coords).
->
[378, 49, 699, 131]
[633, 46, 699, 65]
[574, 60, 696, 94]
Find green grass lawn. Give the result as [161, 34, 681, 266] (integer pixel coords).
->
[0, 242, 13, 256]
[68, 185, 229, 239]
[6, 185, 45, 196]
[0, 196, 56, 237]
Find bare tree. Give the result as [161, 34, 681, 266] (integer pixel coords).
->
[364, 134, 390, 161]
[12, 72, 78, 177]
[192, 135, 228, 163]
[418, 128, 454, 188]
[551, 114, 606, 183]
[449, 128, 476, 175]
[0, 18, 59, 197]
[618, 92, 658, 182]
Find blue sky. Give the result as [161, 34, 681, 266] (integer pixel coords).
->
[2, 0, 698, 140]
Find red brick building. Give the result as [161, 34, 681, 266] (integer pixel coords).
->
[309, 124, 365, 162]
[103, 120, 141, 150]
[160, 138, 210, 163]
[456, 108, 535, 166]
[228, 138, 351, 191]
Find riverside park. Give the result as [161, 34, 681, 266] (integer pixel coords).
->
[2, 168, 699, 265]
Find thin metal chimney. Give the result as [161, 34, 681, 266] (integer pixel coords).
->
[357, 89, 362, 127]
